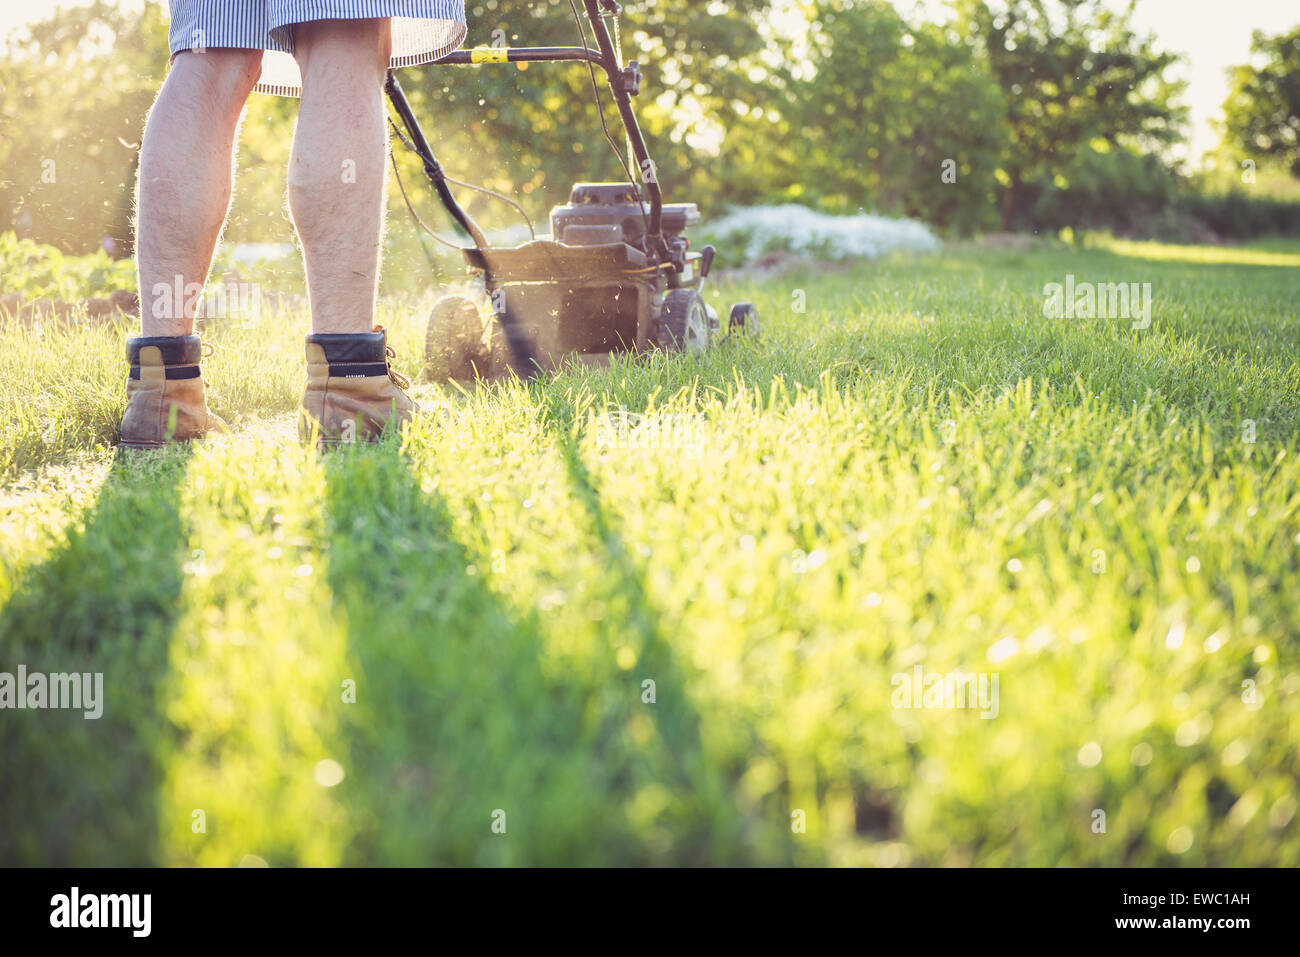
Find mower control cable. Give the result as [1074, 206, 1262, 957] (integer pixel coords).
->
[386, 1, 647, 252]
[565, 0, 655, 249]
[386, 2, 667, 266]
[387, 117, 537, 242]
[388, 131, 670, 284]
[387, 136, 463, 251]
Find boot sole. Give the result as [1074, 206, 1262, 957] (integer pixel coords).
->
[308, 436, 385, 451]
[119, 433, 220, 450]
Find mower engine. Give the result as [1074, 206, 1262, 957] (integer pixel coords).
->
[426, 181, 757, 381]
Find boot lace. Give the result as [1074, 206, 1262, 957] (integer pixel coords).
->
[374, 325, 411, 391]
[200, 341, 215, 390]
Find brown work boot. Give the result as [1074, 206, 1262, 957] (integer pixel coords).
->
[300, 325, 418, 447]
[119, 334, 227, 449]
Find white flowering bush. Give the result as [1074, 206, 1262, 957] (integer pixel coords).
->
[700, 204, 941, 266]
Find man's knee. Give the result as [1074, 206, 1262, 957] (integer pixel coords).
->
[171, 47, 263, 107]
[295, 19, 392, 84]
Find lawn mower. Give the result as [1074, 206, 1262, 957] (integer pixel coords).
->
[383, 0, 759, 382]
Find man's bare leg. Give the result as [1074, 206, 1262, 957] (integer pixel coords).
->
[135, 49, 262, 337]
[291, 19, 415, 446]
[289, 19, 393, 335]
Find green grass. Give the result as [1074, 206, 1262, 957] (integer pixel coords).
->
[1, 239, 1297, 865]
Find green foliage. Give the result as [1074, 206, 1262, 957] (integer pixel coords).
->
[750, 0, 1008, 232]
[1176, 189, 1300, 241]
[1222, 26, 1300, 178]
[4, 0, 1300, 270]
[1026, 142, 1179, 235]
[962, 0, 1187, 229]
[0, 0, 169, 254]
[0, 230, 135, 300]
[1, 240, 1299, 864]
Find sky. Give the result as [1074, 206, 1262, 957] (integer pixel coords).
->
[3, 0, 1297, 160]
[1122, 0, 1297, 158]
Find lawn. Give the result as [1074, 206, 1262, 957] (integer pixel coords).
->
[1, 238, 1297, 866]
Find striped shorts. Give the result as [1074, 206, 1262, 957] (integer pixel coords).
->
[166, 1, 467, 97]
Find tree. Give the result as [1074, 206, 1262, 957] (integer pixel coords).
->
[769, 0, 1009, 231]
[1222, 27, 1300, 177]
[960, 0, 1187, 229]
[0, 1, 170, 255]
[0, 0, 776, 259]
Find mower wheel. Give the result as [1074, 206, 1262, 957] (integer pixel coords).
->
[728, 302, 760, 338]
[426, 294, 492, 382]
[656, 288, 710, 354]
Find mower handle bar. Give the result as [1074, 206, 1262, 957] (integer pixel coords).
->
[383, 0, 668, 263]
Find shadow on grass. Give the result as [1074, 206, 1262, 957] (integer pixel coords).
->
[539, 401, 763, 864]
[0, 447, 191, 865]
[319, 433, 748, 864]
[320, 441, 629, 864]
